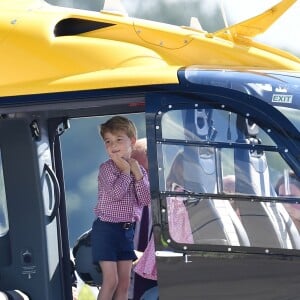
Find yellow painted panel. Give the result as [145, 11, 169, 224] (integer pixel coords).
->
[0, 0, 299, 98]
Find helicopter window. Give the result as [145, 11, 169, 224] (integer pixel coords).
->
[158, 107, 300, 251]
[158, 143, 299, 197]
[159, 108, 297, 196]
[0, 153, 9, 237]
[161, 108, 275, 145]
[164, 190, 300, 249]
[275, 106, 300, 131]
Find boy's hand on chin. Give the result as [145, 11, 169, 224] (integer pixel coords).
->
[111, 153, 130, 174]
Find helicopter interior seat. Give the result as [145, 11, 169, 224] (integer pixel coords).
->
[166, 150, 229, 246]
[0, 290, 29, 300]
[177, 109, 250, 247]
[178, 145, 251, 247]
[186, 196, 250, 246]
[233, 116, 300, 249]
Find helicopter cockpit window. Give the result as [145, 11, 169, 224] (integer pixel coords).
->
[157, 107, 300, 250]
[275, 106, 300, 131]
[0, 152, 9, 237]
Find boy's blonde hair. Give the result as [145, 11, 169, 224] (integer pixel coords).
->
[100, 116, 137, 139]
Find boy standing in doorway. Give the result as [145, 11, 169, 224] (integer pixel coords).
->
[92, 116, 151, 300]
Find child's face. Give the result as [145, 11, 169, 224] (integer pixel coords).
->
[103, 130, 136, 160]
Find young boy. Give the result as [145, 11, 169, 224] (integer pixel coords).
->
[91, 116, 151, 300]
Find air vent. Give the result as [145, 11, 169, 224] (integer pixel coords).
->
[54, 18, 115, 36]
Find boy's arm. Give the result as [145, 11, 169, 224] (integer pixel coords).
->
[134, 167, 151, 206]
[128, 158, 143, 181]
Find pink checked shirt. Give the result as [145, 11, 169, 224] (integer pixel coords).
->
[134, 195, 194, 281]
[94, 159, 151, 223]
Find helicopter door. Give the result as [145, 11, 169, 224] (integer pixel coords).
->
[145, 92, 300, 300]
[0, 118, 65, 300]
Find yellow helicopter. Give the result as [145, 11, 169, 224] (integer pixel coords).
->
[0, 0, 299, 97]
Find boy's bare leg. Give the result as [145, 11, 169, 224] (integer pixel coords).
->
[98, 261, 118, 300]
[114, 260, 132, 300]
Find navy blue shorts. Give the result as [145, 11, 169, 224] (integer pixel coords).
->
[91, 218, 137, 263]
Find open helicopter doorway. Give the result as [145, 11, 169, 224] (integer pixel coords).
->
[59, 113, 147, 297]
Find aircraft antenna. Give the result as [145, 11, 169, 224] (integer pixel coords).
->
[220, 0, 233, 40]
[189, 17, 204, 31]
[220, 0, 229, 28]
[102, 0, 128, 16]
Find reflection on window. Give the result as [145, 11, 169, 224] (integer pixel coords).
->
[0, 152, 9, 237]
[167, 196, 194, 244]
[159, 108, 300, 197]
[166, 196, 300, 249]
[274, 170, 300, 236]
[159, 144, 298, 198]
[159, 107, 300, 250]
[161, 108, 275, 146]
[276, 107, 300, 132]
[159, 145, 217, 193]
